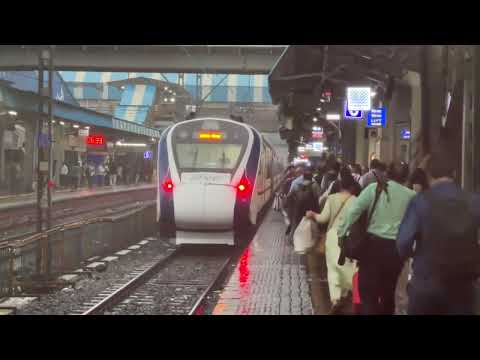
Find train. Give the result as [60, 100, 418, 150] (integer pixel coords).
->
[157, 117, 284, 246]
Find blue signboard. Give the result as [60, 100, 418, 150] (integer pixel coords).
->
[401, 128, 411, 140]
[344, 101, 363, 119]
[367, 107, 387, 128]
[144, 150, 153, 159]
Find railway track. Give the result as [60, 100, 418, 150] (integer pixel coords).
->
[72, 246, 233, 315]
[0, 188, 155, 244]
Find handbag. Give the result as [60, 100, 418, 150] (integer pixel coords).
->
[339, 179, 387, 263]
[293, 217, 315, 254]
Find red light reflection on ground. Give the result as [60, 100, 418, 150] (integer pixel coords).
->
[238, 247, 250, 289]
[194, 304, 205, 315]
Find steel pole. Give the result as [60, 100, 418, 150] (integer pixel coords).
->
[36, 51, 44, 233]
[46, 50, 53, 230]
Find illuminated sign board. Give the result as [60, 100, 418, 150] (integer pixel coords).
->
[311, 126, 324, 140]
[367, 107, 387, 128]
[78, 129, 89, 137]
[347, 87, 371, 111]
[344, 101, 363, 119]
[313, 142, 323, 152]
[197, 131, 223, 140]
[144, 151, 153, 159]
[401, 128, 411, 140]
[86, 135, 105, 146]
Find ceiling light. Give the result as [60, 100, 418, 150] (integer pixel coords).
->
[164, 98, 168, 102]
[320, 99, 325, 103]
[316, 107, 322, 111]
[326, 113, 341, 121]
[170, 98, 175, 103]
[52, 120, 56, 124]
[73, 124, 80, 128]
[85, 126, 90, 130]
[115, 141, 147, 147]
[164, 86, 168, 91]
[120, 86, 125, 90]
[59, 121, 65, 126]
[313, 117, 318, 122]
[8, 110, 17, 116]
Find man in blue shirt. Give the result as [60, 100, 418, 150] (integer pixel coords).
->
[397, 152, 480, 315]
[288, 165, 305, 194]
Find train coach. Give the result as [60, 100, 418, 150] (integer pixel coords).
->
[157, 117, 284, 245]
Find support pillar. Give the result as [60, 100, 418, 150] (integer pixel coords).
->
[420, 45, 446, 158]
[472, 45, 480, 192]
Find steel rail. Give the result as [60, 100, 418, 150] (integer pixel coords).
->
[188, 256, 233, 315]
[80, 248, 181, 315]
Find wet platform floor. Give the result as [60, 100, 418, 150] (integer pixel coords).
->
[212, 209, 313, 315]
[212, 207, 410, 315]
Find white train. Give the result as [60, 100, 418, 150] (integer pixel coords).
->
[157, 117, 284, 245]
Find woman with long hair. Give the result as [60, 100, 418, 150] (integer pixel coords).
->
[306, 168, 358, 314]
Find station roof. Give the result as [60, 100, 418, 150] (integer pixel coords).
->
[268, 45, 422, 111]
[0, 83, 162, 138]
[107, 77, 192, 99]
[0, 46, 286, 74]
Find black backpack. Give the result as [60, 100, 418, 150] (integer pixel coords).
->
[421, 190, 480, 279]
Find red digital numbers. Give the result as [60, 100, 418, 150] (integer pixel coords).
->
[86, 135, 105, 146]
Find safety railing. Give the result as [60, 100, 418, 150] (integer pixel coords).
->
[0, 203, 156, 298]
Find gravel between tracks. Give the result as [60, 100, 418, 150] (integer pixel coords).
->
[107, 250, 231, 315]
[17, 237, 175, 315]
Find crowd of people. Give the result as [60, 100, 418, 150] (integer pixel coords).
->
[58, 158, 154, 191]
[279, 151, 480, 315]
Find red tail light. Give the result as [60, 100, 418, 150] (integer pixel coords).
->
[236, 176, 251, 196]
[162, 178, 174, 192]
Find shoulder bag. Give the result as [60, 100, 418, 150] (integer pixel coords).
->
[338, 180, 386, 264]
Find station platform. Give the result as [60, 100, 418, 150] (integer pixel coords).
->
[0, 183, 155, 211]
[212, 209, 314, 315]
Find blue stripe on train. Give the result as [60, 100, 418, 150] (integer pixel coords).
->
[234, 128, 261, 229]
[158, 128, 175, 227]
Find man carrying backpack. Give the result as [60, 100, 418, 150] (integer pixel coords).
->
[397, 151, 480, 315]
[286, 167, 319, 240]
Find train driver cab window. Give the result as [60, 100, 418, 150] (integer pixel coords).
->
[172, 120, 249, 174]
[176, 143, 242, 170]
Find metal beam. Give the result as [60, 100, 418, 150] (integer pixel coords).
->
[0, 46, 285, 74]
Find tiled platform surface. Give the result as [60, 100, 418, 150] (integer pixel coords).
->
[212, 210, 314, 315]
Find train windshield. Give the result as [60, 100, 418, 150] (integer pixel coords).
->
[172, 119, 250, 174]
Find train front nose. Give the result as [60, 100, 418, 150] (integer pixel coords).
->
[173, 183, 237, 230]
